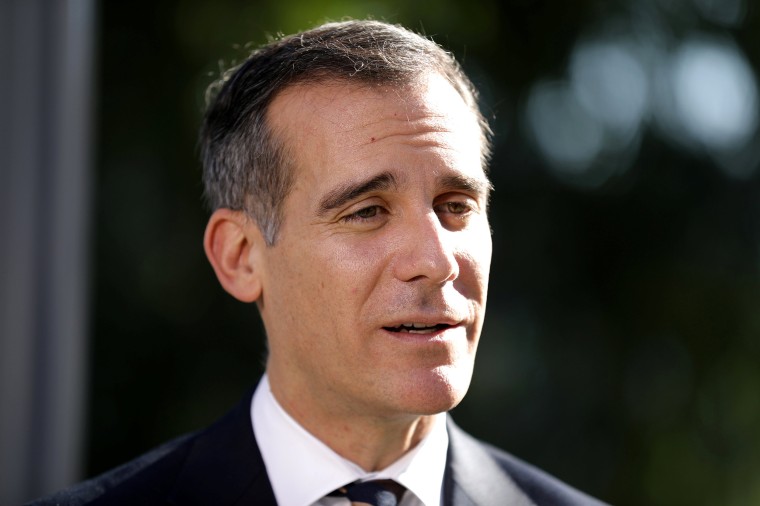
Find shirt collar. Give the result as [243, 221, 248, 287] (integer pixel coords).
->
[251, 374, 448, 506]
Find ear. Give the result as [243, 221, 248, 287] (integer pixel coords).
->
[204, 209, 264, 302]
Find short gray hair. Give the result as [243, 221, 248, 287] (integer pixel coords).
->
[200, 19, 491, 245]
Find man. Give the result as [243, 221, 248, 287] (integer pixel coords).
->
[30, 20, 605, 506]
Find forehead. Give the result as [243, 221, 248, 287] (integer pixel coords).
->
[266, 73, 485, 190]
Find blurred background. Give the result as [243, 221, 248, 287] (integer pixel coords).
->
[2, 0, 760, 504]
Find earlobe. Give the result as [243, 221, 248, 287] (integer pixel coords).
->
[204, 209, 264, 302]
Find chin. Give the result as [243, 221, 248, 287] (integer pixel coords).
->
[395, 364, 474, 415]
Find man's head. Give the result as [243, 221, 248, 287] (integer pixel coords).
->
[200, 19, 491, 245]
[202, 20, 493, 426]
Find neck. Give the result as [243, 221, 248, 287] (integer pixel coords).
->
[267, 371, 438, 471]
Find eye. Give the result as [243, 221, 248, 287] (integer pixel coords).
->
[441, 201, 472, 215]
[435, 200, 474, 216]
[434, 196, 481, 231]
[341, 205, 383, 222]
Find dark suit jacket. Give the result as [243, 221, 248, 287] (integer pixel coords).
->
[28, 389, 607, 506]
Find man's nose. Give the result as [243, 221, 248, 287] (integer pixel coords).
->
[391, 212, 459, 284]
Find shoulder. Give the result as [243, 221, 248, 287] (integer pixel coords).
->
[479, 440, 607, 506]
[26, 388, 267, 506]
[25, 433, 196, 506]
[446, 419, 608, 506]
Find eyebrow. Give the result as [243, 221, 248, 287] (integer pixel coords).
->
[316, 171, 493, 216]
[317, 172, 399, 216]
[439, 174, 494, 200]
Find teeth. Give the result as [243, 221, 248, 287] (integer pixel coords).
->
[403, 323, 430, 329]
[384, 322, 452, 334]
[394, 323, 446, 334]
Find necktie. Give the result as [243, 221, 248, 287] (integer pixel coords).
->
[330, 479, 406, 506]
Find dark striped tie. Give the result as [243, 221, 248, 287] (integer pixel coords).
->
[330, 479, 406, 506]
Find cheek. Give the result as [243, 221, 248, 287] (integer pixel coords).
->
[274, 238, 389, 338]
[458, 232, 492, 294]
[329, 239, 389, 292]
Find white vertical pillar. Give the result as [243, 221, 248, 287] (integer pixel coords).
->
[0, 0, 95, 503]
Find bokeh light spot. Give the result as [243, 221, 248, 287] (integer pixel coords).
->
[570, 40, 649, 140]
[525, 80, 604, 174]
[670, 37, 758, 151]
[692, 0, 746, 27]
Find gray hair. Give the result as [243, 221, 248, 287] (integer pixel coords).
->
[200, 19, 491, 245]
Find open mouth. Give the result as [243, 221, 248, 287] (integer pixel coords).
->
[383, 323, 454, 334]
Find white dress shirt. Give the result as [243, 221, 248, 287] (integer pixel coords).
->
[251, 375, 449, 506]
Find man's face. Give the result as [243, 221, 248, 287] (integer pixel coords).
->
[257, 73, 492, 420]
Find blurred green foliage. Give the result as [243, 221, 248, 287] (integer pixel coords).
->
[91, 1, 760, 505]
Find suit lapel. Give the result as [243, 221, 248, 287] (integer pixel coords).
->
[444, 418, 535, 506]
[163, 391, 536, 506]
[167, 389, 277, 506]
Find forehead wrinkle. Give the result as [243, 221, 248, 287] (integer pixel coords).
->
[351, 124, 464, 157]
[347, 111, 451, 137]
